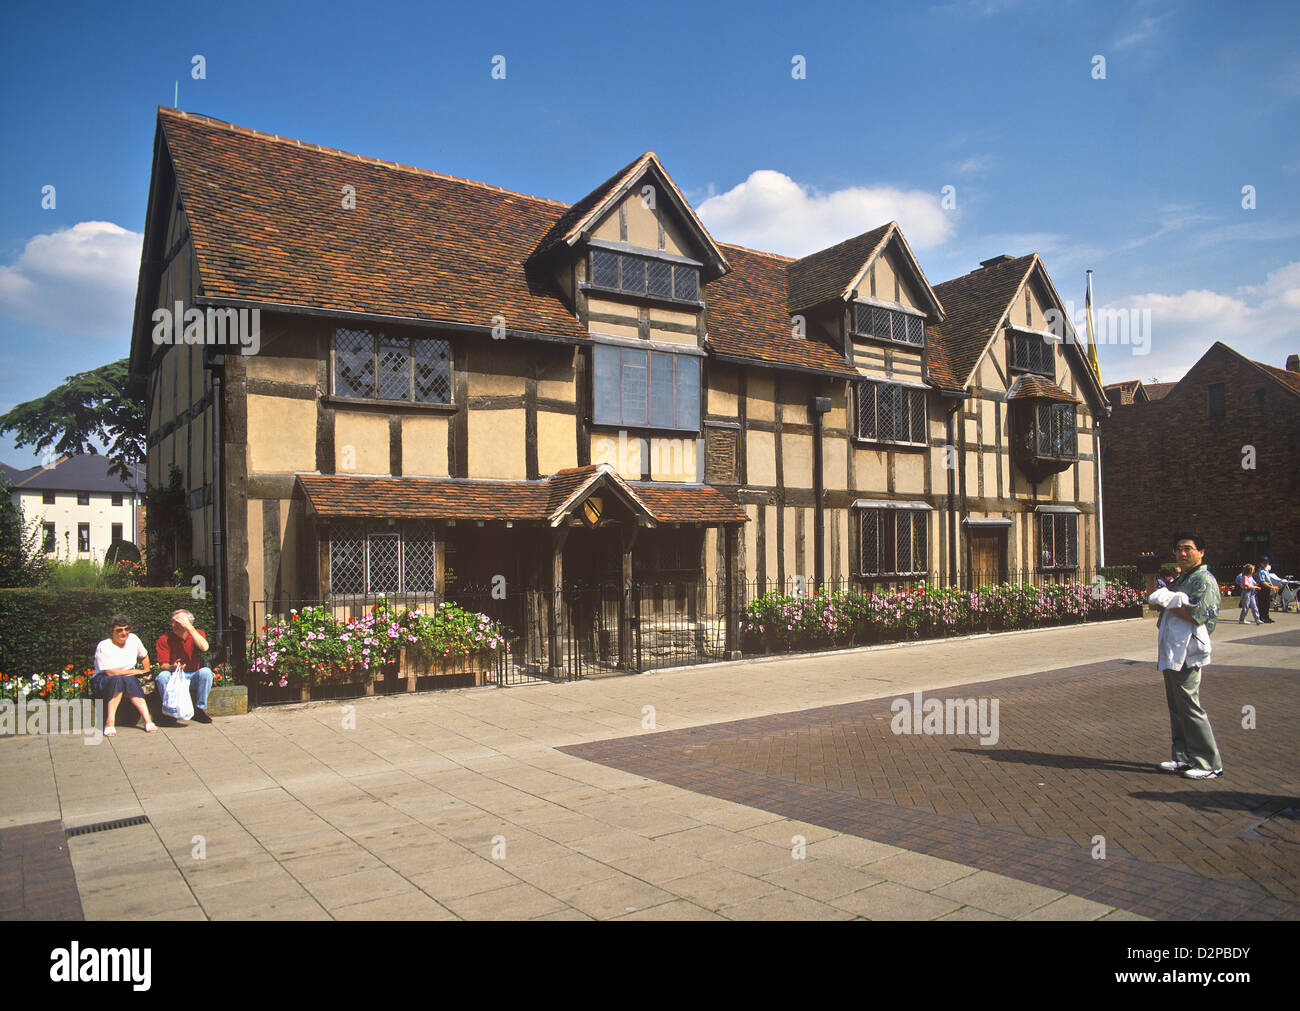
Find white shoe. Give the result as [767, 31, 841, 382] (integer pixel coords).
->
[1158, 760, 1191, 772]
[1182, 767, 1223, 780]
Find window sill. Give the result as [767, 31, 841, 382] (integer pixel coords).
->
[592, 421, 701, 438]
[323, 395, 456, 413]
[579, 283, 704, 312]
[850, 332, 926, 351]
[852, 437, 928, 451]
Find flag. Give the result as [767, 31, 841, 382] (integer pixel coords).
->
[1085, 270, 1102, 384]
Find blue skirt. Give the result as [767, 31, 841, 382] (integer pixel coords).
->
[91, 673, 145, 699]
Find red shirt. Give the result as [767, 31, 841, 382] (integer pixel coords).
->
[156, 630, 206, 672]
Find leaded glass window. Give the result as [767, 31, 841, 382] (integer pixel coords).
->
[852, 303, 925, 347]
[334, 329, 452, 404]
[858, 508, 929, 576]
[329, 521, 439, 595]
[856, 381, 927, 445]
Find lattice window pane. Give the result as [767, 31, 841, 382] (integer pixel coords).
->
[330, 520, 366, 594]
[895, 512, 912, 573]
[1064, 516, 1078, 568]
[335, 329, 375, 399]
[853, 303, 871, 334]
[414, 339, 452, 404]
[871, 305, 894, 340]
[403, 522, 438, 592]
[857, 383, 876, 439]
[592, 250, 618, 288]
[860, 510, 880, 575]
[620, 255, 646, 294]
[904, 314, 925, 345]
[912, 512, 928, 573]
[647, 259, 672, 297]
[672, 265, 698, 301]
[368, 530, 400, 593]
[877, 383, 899, 441]
[377, 336, 411, 401]
[908, 388, 926, 444]
[1039, 516, 1056, 568]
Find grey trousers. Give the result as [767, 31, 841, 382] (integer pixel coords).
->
[1161, 663, 1222, 771]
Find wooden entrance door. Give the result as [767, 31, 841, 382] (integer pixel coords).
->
[968, 530, 1006, 588]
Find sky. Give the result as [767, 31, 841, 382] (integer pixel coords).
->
[1, 0, 1298, 467]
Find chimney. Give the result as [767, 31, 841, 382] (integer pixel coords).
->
[1287, 354, 1299, 373]
[977, 254, 1014, 270]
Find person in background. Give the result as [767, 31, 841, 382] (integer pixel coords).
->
[1238, 564, 1261, 624]
[92, 614, 156, 736]
[154, 609, 215, 725]
[1256, 557, 1280, 622]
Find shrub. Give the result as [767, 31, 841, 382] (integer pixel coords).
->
[742, 579, 1140, 654]
[249, 600, 506, 686]
[104, 539, 142, 566]
[0, 588, 215, 677]
[42, 559, 106, 590]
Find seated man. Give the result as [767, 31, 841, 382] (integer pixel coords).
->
[92, 614, 157, 736]
[154, 609, 215, 725]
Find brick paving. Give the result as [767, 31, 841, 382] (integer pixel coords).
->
[0, 820, 84, 920]
[561, 658, 1300, 920]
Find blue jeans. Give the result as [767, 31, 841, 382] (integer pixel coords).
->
[154, 667, 214, 710]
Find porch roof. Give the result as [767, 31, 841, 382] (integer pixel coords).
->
[1005, 374, 1078, 403]
[297, 467, 747, 526]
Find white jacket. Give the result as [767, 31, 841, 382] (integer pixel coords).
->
[1149, 587, 1212, 669]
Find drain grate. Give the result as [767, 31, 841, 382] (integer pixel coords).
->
[64, 815, 151, 837]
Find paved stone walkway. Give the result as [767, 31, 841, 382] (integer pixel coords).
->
[1, 614, 1295, 920]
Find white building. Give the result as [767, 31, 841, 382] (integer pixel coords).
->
[3, 456, 144, 561]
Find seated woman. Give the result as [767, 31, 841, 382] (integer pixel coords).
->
[92, 614, 156, 736]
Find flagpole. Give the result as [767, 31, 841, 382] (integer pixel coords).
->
[1087, 269, 1105, 568]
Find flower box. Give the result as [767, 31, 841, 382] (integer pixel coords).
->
[394, 647, 498, 688]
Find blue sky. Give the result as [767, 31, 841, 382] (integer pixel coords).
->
[2, 0, 1298, 467]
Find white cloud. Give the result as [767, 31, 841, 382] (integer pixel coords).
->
[954, 154, 998, 175]
[1114, 16, 1164, 49]
[697, 170, 954, 258]
[1095, 261, 1300, 381]
[0, 221, 142, 337]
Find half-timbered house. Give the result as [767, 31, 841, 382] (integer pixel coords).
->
[128, 108, 1107, 680]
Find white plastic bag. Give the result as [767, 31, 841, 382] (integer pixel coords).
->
[162, 665, 195, 721]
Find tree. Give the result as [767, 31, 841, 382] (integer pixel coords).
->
[0, 358, 144, 481]
[0, 477, 48, 587]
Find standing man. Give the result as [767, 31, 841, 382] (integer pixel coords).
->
[1154, 533, 1223, 780]
[155, 609, 215, 725]
[1256, 557, 1280, 622]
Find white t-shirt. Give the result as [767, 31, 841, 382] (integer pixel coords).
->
[94, 634, 148, 674]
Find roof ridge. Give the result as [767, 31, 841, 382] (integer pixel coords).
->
[158, 106, 573, 210]
[718, 241, 796, 263]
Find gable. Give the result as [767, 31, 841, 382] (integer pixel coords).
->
[588, 182, 702, 262]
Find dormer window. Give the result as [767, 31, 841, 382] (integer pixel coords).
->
[1009, 331, 1053, 377]
[852, 302, 925, 347]
[589, 249, 699, 303]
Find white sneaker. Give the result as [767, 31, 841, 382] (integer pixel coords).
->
[1182, 767, 1223, 780]
[1159, 760, 1191, 772]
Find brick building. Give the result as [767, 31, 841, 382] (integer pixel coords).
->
[1100, 342, 1300, 577]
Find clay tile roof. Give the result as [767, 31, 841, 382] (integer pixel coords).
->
[298, 475, 551, 521]
[297, 472, 746, 525]
[1104, 380, 1144, 405]
[1144, 382, 1176, 400]
[705, 244, 857, 377]
[1256, 362, 1300, 397]
[631, 483, 748, 524]
[785, 223, 893, 312]
[159, 108, 587, 339]
[930, 254, 1037, 389]
[531, 154, 652, 258]
[1006, 374, 1078, 403]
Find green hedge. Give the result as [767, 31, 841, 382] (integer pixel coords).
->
[0, 589, 216, 678]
